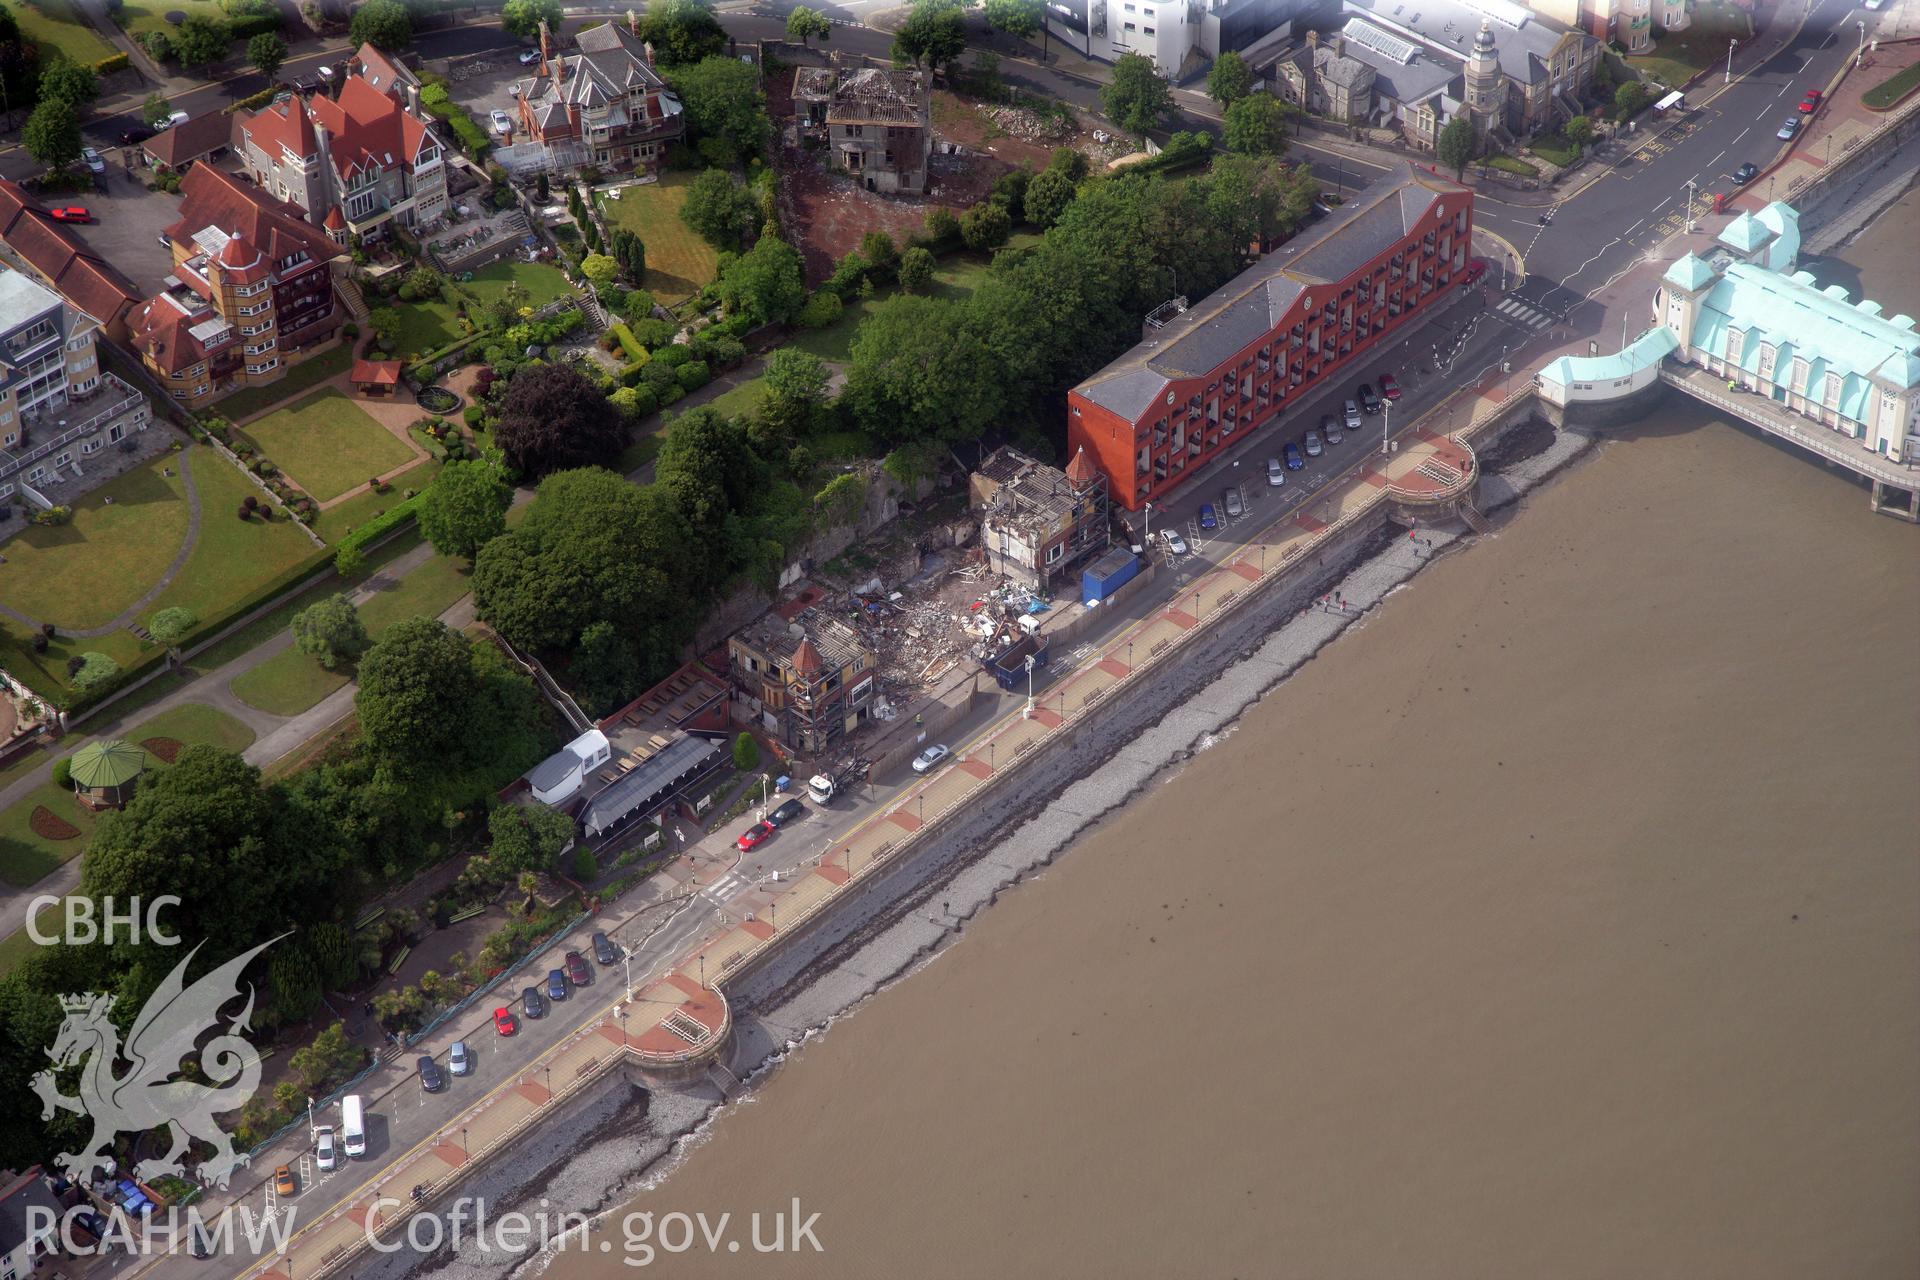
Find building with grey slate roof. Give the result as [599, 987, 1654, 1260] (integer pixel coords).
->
[793, 59, 932, 195]
[1266, 22, 1463, 150]
[1068, 164, 1470, 510]
[506, 17, 683, 179]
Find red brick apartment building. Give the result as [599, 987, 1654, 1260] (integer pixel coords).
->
[1067, 163, 1472, 511]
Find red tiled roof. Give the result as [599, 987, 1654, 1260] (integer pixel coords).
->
[349, 42, 417, 99]
[127, 294, 220, 375]
[0, 178, 139, 329]
[144, 112, 235, 168]
[1065, 446, 1098, 487]
[350, 358, 402, 386]
[239, 95, 318, 163]
[166, 165, 338, 269]
[307, 75, 431, 181]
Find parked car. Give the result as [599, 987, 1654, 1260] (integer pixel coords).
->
[523, 986, 547, 1019]
[81, 147, 105, 174]
[768, 798, 807, 826]
[546, 968, 568, 1002]
[417, 1055, 445, 1093]
[1222, 488, 1244, 519]
[1776, 117, 1799, 139]
[274, 1165, 296, 1195]
[564, 950, 591, 987]
[1321, 412, 1343, 446]
[1462, 257, 1489, 285]
[1283, 442, 1304, 471]
[1198, 502, 1218, 530]
[1304, 430, 1324, 458]
[48, 207, 91, 223]
[1357, 383, 1383, 414]
[1798, 89, 1822, 113]
[448, 1040, 471, 1076]
[165, 109, 189, 127]
[315, 1126, 337, 1171]
[593, 931, 619, 965]
[1160, 527, 1189, 554]
[1379, 372, 1403, 401]
[1343, 398, 1363, 430]
[519, 47, 542, 64]
[491, 108, 514, 136]
[1732, 162, 1759, 184]
[911, 744, 951, 773]
[493, 1006, 518, 1036]
[1265, 457, 1286, 487]
[735, 820, 773, 851]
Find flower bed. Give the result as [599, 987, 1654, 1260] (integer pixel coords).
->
[29, 806, 81, 840]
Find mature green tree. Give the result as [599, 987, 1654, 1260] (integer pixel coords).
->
[1102, 51, 1172, 140]
[843, 294, 1000, 444]
[786, 5, 831, 45]
[355, 618, 481, 771]
[1613, 81, 1648, 121]
[581, 253, 618, 284]
[893, 0, 966, 74]
[640, 0, 726, 66]
[1224, 91, 1288, 155]
[172, 15, 232, 68]
[760, 347, 832, 439]
[501, 0, 563, 39]
[303, 922, 360, 991]
[348, 0, 410, 52]
[715, 234, 806, 327]
[1437, 116, 1476, 179]
[1563, 114, 1595, 155]
[571, 619, 640, 714]
[147, 607, 198, 649]
[142, 93, 174, 128]
[655, 406, 760, 536]
[1023, 164, 1078, 227]
[39, 58, 98, 106]
[608, 227, 647, 282]
[896, 244, 936, 292]
[69, 653, 119, 691]
[732, 732, 760, 770]
[247, 32, 286, 79]
[1206, 50, 1251, 107]
[669, 56, 773, 165]
[679, 168, 759, 250]
[494, 361, 628, 478]
[959, 200, 1011, 250]
[487, 804, 575, 875]
[419, 459, 511, 561]
[143, 29, 173, 62]
[982, 0, 1041, 36]
[23, 100, 81, 170]
[289, 1020, 363, 1089]
[858, 230, 899, 278]
[293, 593, 369, 669]
[474, 468, 702, 675]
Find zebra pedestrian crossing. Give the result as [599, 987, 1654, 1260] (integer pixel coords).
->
[1491, 297, 1558, 331]
[703, 870, 753, 903]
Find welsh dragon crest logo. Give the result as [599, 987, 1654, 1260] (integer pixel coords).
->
[31, 936, 286, 1190]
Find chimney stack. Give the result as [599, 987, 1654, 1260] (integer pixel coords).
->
[643, 40, 656, 66]
[1333, 33, 1346, 57]
[313, 120, 339, 226]
[406, 82, 420, 117]
[539, 18, 552, 64]
[628, 7, 641, 36]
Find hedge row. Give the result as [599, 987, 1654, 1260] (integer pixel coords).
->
[94, 53, 130, 75]
[608, 322, 644, 364]
[1132, 131, 1214, 176]
[335, 490, 427, 556]
[226, 86, 279, 114]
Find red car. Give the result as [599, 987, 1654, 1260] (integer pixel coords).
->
[735, 821, 773, 852]
[493, 1006, 517, 1036]
[48, 207, 91, 223]
[1378, 373, 1403, 402]
[1461, 257, 1489, 285]
[1798, 89, 1822, 113]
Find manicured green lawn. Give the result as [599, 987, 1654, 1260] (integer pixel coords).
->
[218, 343, 354, 423]
[311, 456, 437, 543]
[703, 376, 768, 421]
[1863, 63, 1920, 111]
[239, 389, 416, 502]
[112, 0, 227, 43]
[389, 263, 573, 359]
[1626, 0, 1753, 89]
[125, 703, 256, 756]
[390, 297, 469, 360]
[1487, 154, 1539, 177]
[0, 781, 98, 887]
[1528, 132, 1577, 168]
[463, 259, 575, 308]
[8, 0, 116, 63]
[596, 174, 721, 303]
[143, 455, 321, 625]
[230, 552, 473, 715]
[0, 896, 67, 976]
[0, 456, 191, 629]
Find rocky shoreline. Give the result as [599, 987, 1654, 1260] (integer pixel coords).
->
[371, 414, 1598, 1280]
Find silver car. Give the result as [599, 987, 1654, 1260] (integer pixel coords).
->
[1343, 399, 1363, 431]
[911, 744, 950, 773]
[1304, 430, 1324, 458]
[1265, 457, 1286, 487]
[81, 147, 104, 174]
[1160, 527, 1189, 555]
[1223, 488, 1244, 518]
[1321, 412, 1343, 446]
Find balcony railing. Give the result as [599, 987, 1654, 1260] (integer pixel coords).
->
[1, 376, 147, 479]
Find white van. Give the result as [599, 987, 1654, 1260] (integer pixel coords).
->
[314, 1125, 337, 1172]
[341, 1096, 366, 1158]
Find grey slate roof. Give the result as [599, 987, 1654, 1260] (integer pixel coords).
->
[581, 733, 722, 836]
[1343, 0, 1592, 87]
[1076, 163, 1453, 419]
[0, 1173, 60, 1255]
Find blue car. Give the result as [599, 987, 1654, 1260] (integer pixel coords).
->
[1198, 503, 1218, 530]
[1283, 442, 1305, 470]
[546, 968, 568, 1002]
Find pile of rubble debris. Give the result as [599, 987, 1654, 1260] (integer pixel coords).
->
[982, 104, 1074, 143]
